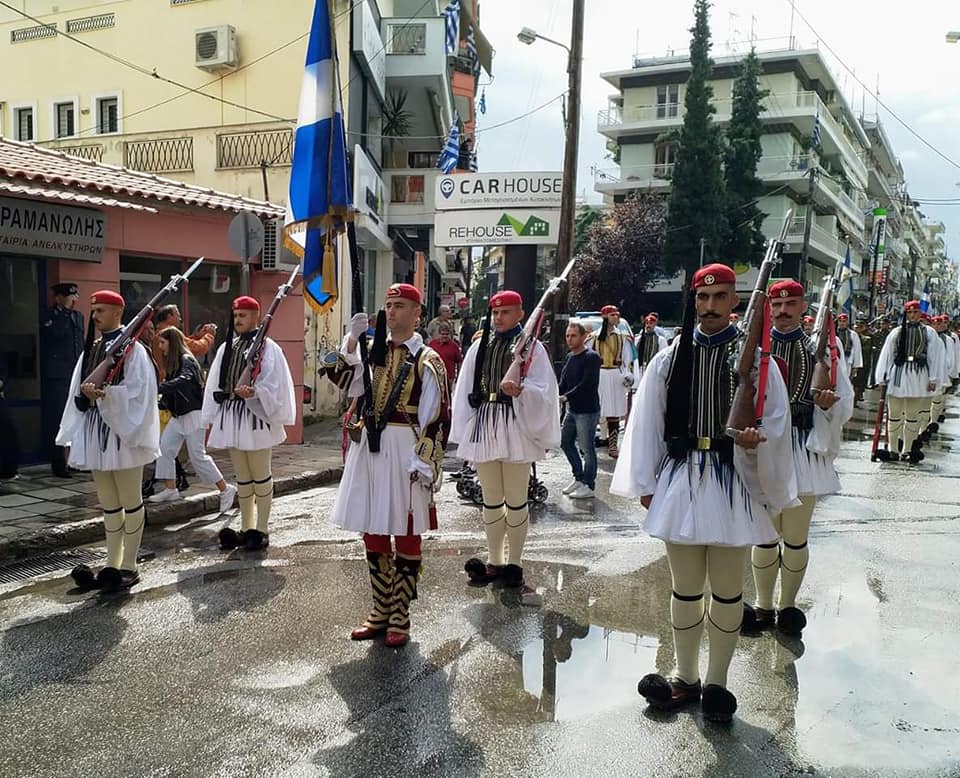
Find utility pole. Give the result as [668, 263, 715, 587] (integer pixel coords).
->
[549, 0, 585, 366]
[798, 163, 817, 285]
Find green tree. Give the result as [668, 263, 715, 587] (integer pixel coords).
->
[722, 47, 768, 266]
[570, 193, 667, 321]
[662, 0, 727, 283]
[573, 205, 605, 256]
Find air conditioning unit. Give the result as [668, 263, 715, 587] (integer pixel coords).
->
[195, 25, 238, 71]
[261, 218, 300, 271]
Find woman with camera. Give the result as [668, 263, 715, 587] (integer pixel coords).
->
[149, 327, 236, 513]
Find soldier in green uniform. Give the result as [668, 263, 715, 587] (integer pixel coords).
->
[853, 313, 876, 405]
[41, 283, 84, 477]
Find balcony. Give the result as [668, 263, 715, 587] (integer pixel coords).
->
[783, 215, 850, 269]
[598, 90, 868, 187]
[386, 168, 438, 226]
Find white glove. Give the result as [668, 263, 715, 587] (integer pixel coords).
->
[349, 312, 368, 340]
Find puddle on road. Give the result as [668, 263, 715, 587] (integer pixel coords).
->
[520, 621, 660, 721]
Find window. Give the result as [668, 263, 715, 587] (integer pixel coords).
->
[14, 107, 33, 141]
[656, 84, 679, 119]
[96, 97, 118, 134]
[54, 101, 75, 138]
[654, 142, 675, 177]
[408, 151, 438, 168]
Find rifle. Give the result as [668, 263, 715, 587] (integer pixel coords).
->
[810, 259, 846, 397]
[500, 256, 578, 391]
[235, 264, 300, 388]
[870, 382, 890, 461]
[724, 210, 792, 437]
[83, 256, 205, 387]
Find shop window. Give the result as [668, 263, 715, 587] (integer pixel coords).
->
[119, 255, 183, 325]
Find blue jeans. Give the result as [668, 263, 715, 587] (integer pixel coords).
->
[561, 410, 599, 490]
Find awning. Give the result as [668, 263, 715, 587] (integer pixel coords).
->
[460, 3, 494, 76]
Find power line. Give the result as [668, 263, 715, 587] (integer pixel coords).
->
[786, 2, 960, 172]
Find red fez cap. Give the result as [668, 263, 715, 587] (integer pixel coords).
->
[768, 279, 805, 299]
[644, 314, 657, 323]
[837, 312, 849, 321]
[692, 263, 736, 289]
[803, 315, 814, 323]
[600, 304, 619, 316]
[649, 311, 659, 319]
[91, 289, 124, 307]
[904, 300, 920, 311]
[385, 283, 423, 305]
[232, 296, 260, 312]
[489, 290, 523, 309]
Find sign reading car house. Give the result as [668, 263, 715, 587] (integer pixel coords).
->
[0, 196, 106, 262]
[435, 209, 561, 247]
[435, 171, 562, 210]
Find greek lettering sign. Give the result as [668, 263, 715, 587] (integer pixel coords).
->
[0, 196, 106, 262]
[434, 208, 561, 247]
[435, 171, 563, 210]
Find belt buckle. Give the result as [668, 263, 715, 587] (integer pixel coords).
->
[696, 436, 712, 450]
[489, 392, 498, 402]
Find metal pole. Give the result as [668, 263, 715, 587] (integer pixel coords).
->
[699, 238, 706, 268]
[549, 0, 584, 366]
[260, 160, 270, 202]
[798, 164, 816, 285]
[241, 214, 251, 296]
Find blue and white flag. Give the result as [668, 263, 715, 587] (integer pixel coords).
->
[437, 115, 460, 174]
[443, 0, 460, 56]
[466, 24, 480, 76]
[920, 279, 931, 313]
[812, 113, 822, 150]
[837, 244, 854, 316]
[284, 0, 351, 313]
[478, 89, 487, 115]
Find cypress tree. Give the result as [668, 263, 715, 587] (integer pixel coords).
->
[723, 47, 769, 266]
[662, 0, 728, 283]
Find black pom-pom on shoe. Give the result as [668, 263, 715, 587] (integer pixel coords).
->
[464, 557, 501, 585]
[776, 606, 807, 636]
[70, 564, 98, 591]
[701, 684, 738, 723]
[96, 567, 122, 591]
[637, 674, 701, 711]
[243, 529, 269, 551]
[218, 527, 240, 550]
[501, 564, 524, 588]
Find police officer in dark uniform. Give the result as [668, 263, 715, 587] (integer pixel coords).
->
[41, 282, 84, 477]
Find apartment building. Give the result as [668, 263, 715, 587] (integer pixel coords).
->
[595, 47, 872, 297]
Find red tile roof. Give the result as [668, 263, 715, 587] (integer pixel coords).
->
[0, 137, 286, 218]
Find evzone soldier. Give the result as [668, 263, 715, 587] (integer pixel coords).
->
[330, 284, 449, 648]
[588, 305, 633, 458]
[612, 264, 797, 722]
[635, 314, 668, 382]
[835, 313, 862, 378]
[451, 290, 560, 591]
[742, 280, 854, 638]
[926, 315, 956, 434]
[874, 300, 945, 463]
[203, 295, 296, 551]
[59, 290, 160, 592]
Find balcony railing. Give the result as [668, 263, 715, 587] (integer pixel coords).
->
[217, 128, 292, 169]
[784, 216, 848, 262]
[124, 137, 194, 173]
[66, 13, 115, 33]
[11, 23, 56, 43]
[58, 144, 105, 162]
[595, 155, 811, 189]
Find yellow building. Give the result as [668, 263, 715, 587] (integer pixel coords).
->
[0, 0, 490, 416]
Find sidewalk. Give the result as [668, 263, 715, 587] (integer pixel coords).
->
[0, 418, 345, 562]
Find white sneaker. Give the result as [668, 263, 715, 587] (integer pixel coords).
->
[562, 479, 583, 495]
[570, 484, 595, 499]
[148, 487, 182, 503]
[219, 484, 237, 514]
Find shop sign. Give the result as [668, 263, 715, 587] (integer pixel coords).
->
[0, 196, 106, 262]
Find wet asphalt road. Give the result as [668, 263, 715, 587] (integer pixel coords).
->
[1, 392, 959, 778]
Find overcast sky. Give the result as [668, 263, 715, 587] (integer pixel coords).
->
[475, 0, 960, 258]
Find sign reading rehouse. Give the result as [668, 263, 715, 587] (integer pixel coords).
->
[0, 197, 106, 262]
[435, 172, 563, 210]
[435, 209, 561, 247]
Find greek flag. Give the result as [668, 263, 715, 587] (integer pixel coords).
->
[812, 113, 822, 150]
[284, 0, 351, 314]
[444, 0, 460, 56]
[437, 116, 460, 174]
[466, 24, 480, 76]
[920, 279, 931, 313]
[478, 89, 487, 115]
[837, 244, 854, 316]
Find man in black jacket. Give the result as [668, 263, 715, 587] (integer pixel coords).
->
[41, 282, 84, 477]
[558, 322, 601, 499]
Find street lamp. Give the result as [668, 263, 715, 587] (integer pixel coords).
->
[517, 2, 584, 365]
[947, 31, 960, 43]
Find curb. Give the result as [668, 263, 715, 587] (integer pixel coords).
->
[0, 466, 343, 564]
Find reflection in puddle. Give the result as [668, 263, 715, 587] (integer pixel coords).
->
[521, 617, 659, 721]
[795, 570, 960, 771]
